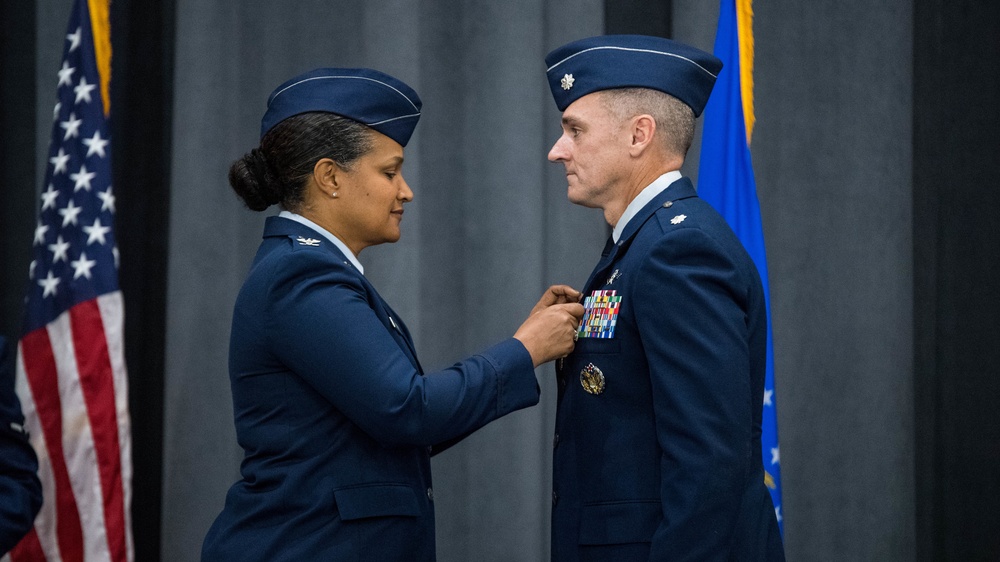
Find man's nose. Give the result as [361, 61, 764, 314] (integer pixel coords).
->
[548, 135, 569, 162]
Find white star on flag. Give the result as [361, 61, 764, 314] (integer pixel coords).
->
[59, 200, 83, 227]
[41, 184, 60, 210]
[53, 102, 62, 121]
[763, 388, 773, 407]
[98, 186, 116, 212]
[58, 61, 76, 87]
[66, 27, 82, 52]
[83, 130, 109, 158]
[33, 223, 50, 245]
[775, 506, 782, 523]
[83, 217, 111, 245]
[50, 148, 71, 175]
[71, 164, 96, 191]
[60, 112, 83, 140]
[71, 252, 98, 279]
[37, 270, 61, 298]
[48, 235, 71, 263]
[74, 76, 96, 104]
[770, 446, 780, 465]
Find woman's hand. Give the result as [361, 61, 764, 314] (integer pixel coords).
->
[515, 285, 585, 367]
[529, 284, 582, 315]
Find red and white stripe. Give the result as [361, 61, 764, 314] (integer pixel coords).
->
[11, 292, 133, 562]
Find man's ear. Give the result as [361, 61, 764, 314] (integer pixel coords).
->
[628, 114, 657, 157]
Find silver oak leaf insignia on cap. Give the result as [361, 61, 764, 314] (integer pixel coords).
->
[561, 74, 575, 90]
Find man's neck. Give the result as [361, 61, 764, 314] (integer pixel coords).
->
[604, 160, 682, 228]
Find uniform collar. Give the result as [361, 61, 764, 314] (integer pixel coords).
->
[266, 212, 365, 274]
[612, 170, 683, 243]
[609, 175, 698, 259]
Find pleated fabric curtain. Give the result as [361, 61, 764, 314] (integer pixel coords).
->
[160, 1, 604, 561]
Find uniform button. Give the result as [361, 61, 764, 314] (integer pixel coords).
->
[552, 491, 558, 506]
[559, 377, 567, 388]
[663, 200, 673, 208]
[553, 433, 560, 448]
[426, 446, 433, 454]
[427, 488, 434, 501]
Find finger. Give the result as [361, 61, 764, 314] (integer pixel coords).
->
[533, 287, 564, 309]
[548, 284, 583, 302]
[558, 302, 586, 319]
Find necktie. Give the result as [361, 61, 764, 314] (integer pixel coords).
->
[601, 236, 615, 257]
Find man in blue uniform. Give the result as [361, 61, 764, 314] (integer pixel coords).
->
[544, 35, 785, 560]
[0, 335, 43, 555]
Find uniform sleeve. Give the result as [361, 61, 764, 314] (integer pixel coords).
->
[0, 340, 43, 554]
[262, 251, 539, 447]
[633, 227, 753, 561]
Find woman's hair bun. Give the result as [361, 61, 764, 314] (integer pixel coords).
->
[229, 148, 281, 212]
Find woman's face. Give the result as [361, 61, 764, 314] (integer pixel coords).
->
[331, 131, 412, 254]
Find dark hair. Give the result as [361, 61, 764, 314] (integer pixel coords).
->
[229, 112, 373, 212]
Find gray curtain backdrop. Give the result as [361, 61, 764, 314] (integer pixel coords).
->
[160, 2, 603, 561]
[17, 1, 918, 561]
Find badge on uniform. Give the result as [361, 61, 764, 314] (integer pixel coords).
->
[580, 362, 605, 395]
[578, 289, 621, 339]
[296, 236, 320, 246]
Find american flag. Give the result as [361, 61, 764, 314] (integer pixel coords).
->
[6, 0, 133, 560]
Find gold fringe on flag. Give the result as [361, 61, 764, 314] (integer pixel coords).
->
[736, 0, 754, 144]
[88, 0, 112, 116]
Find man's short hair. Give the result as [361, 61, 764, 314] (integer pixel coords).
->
[599, 88, 695, 158]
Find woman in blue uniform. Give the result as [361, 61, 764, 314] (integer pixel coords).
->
[201, 67, 584, 562]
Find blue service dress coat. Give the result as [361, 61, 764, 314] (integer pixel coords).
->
[201, 217, 540, 562]
[551, 178, 784, 561]
[0, 336, 43, 555]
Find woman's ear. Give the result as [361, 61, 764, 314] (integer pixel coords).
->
[313, 158, 341, 197]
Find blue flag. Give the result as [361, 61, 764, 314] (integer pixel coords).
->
[697, 0, 783, 534]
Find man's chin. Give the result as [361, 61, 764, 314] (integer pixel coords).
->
[567, 188, 597, 208]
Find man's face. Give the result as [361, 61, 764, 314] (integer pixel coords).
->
[548, 92, 630, 209]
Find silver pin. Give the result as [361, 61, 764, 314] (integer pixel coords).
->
[561, 74, 575, 90]
[662, 201, 673, 208]
[606, 269, 622, 285]
[670, 214, 687, 225]
[296, 236, 320, 246]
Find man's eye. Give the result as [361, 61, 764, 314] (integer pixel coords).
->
[572, 128, 582, 137]
[385, 172, 397, 179]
